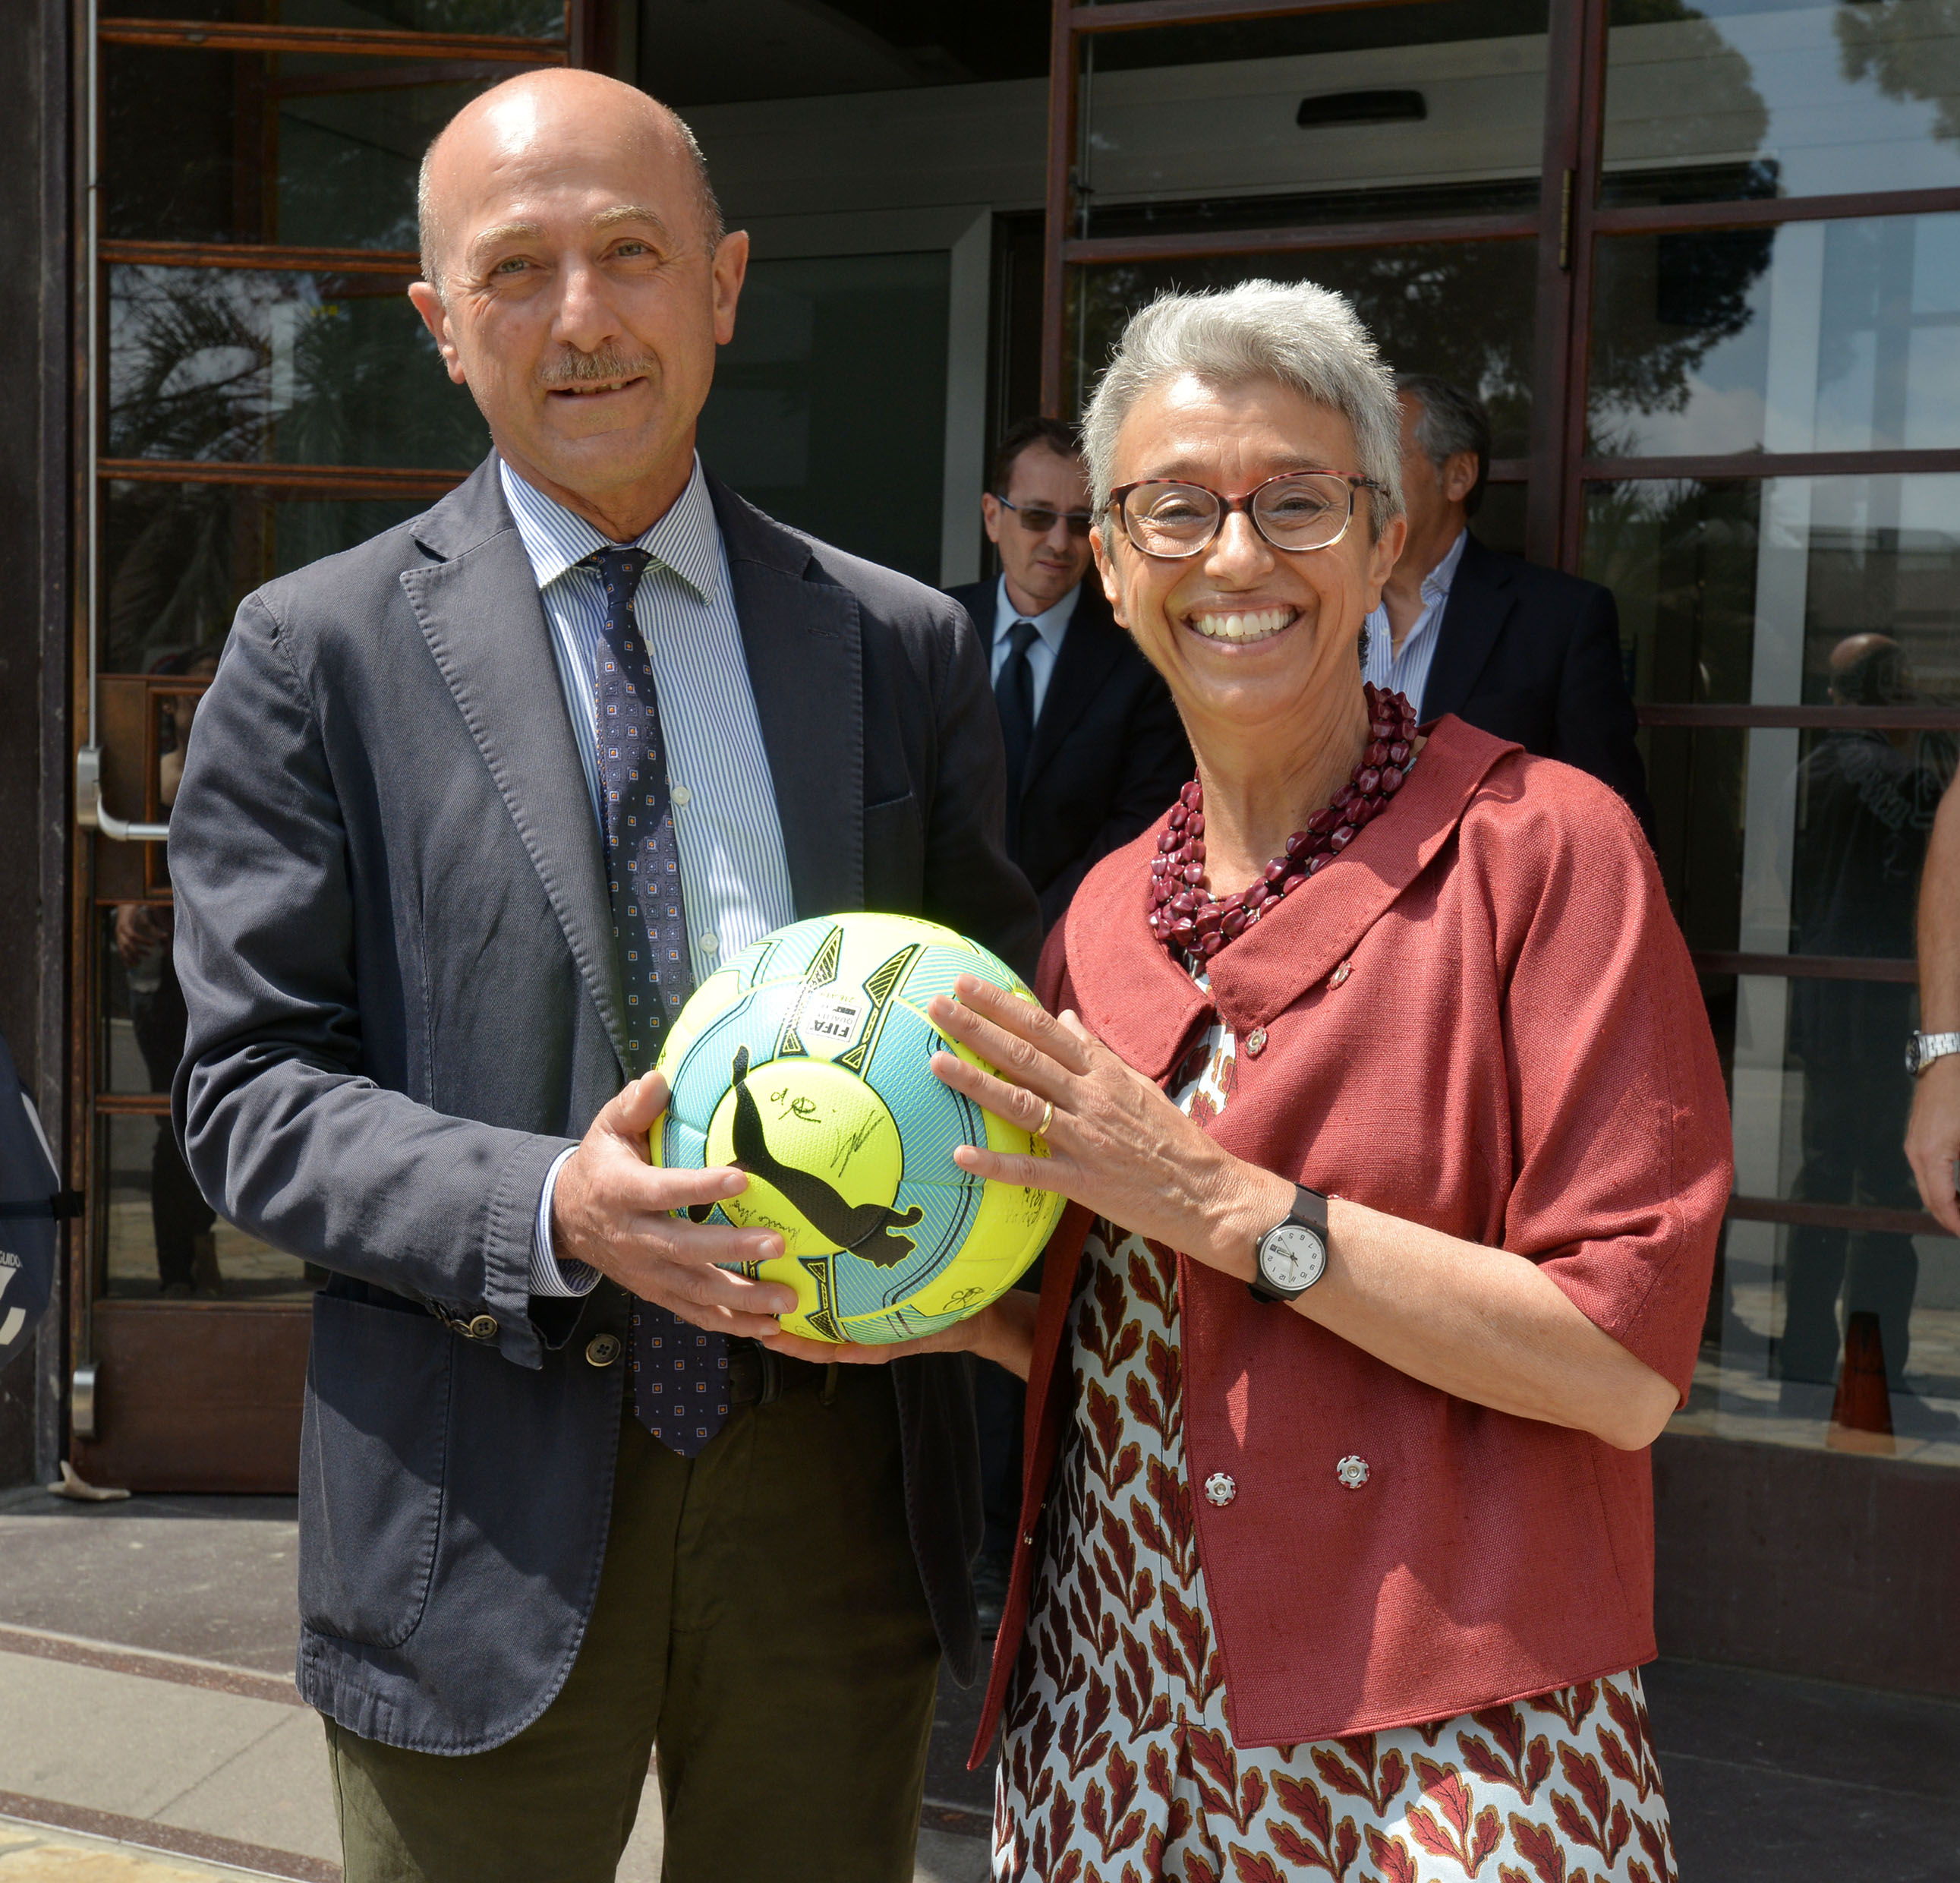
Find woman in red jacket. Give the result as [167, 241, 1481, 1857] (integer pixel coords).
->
[771, 279, 1730, 1882]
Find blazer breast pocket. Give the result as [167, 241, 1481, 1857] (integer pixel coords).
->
[298, 1291, 453, 1649]
[863, 791, 924, 911]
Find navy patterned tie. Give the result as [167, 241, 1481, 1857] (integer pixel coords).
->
[587, 546, 729, 1457]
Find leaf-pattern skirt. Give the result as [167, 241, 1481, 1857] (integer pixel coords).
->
[992, 1196, 1681, 1883]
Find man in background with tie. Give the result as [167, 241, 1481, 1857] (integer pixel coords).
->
[947, 418, 1190, 932]
[167, 68, 1038, 1883]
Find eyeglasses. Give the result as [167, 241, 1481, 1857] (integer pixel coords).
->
[1107, 472, 1382, 559]
[995, 494, 1095, 539]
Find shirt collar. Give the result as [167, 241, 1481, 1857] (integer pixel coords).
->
[499, 454, 722, 603]
[993, 573, 1082, 654]
[1420, 528, 1470, 605]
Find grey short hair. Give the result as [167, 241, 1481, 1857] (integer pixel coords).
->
[415, 99, 726, 298]
[1080, 279, 1404, 538]
[1396, 372, 1491, 516]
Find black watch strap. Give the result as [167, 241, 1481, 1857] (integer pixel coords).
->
[1249, 1184, 1329, 1303]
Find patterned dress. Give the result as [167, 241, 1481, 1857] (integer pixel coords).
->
[993, 1005, 1679, 1883]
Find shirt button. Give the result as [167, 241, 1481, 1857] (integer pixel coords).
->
[670, 785, 692, 807]
[1243, 1027, 1267, 1058]
[1336, 1454, 1370, 1490]
[1203, 1471, 1237, 1507]
[467, 1314, 499, 1342]
[585, 1334, 622, 1367]
[701, 933, 718, 956]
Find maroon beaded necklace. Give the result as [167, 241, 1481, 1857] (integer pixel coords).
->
[1148, 682, 1420, 960]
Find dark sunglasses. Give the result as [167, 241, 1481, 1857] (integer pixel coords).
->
[995, 494, 1095, 539]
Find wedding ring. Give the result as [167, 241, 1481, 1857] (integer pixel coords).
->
[1035, 1099, 1055, 1140]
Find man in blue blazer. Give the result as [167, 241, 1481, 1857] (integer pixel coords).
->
[168, 68, 1038, 1883]
[1366, 375, 1655, 840]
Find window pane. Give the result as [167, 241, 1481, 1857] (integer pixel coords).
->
[109, 266, 487, 470]
[102, 481, 431, 674]
[637, 0, 1050, 106]
[104, 47, 512, 248]
[1077, 2, 1549, 239]
[1678, 973, 1960, 1465]
[100, 1114, 320, 1302]
[1067, 243, 1538, 458]
[698, 251, 950, 584]
[1605, 0, 1960, 205]
[1589, 213, 1960, 459]
[102, 1, 566, 32]
[1585, 475, 1960, 957]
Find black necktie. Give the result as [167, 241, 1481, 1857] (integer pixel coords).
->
[586, 547, 728, 1459]
[994, 619, 1039, 853]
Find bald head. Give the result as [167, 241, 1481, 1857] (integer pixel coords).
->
[418, 70, 722, 300]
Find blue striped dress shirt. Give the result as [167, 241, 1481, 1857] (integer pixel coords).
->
[498, 456, 798, 1295]
[1361, 527, 1468, 718]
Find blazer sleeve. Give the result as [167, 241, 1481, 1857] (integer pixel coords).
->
[1479, 777, 1731, 1400]
[1036, 667, 1191, 929]
[922, 598, 1045, 982]
[169, 594, 569, 1368]
[1553, 582, 1656, 844]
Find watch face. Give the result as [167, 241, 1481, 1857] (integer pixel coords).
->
[1260, 1223, 1326, 1292]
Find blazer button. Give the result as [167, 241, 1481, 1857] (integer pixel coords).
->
[1243, 1027, 1267, 1058]
[585, 1333, 622, 1367]
[1336, 1454, 1369, 1489]
[1203, 1471, 1237, 1507]
[467, 1314, 499, 1341]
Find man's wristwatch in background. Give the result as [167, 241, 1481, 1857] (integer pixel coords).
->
[1906, 1031, 1960, 1077]
[1250, 1184, 1329, 1303]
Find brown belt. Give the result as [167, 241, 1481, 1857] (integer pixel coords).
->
[724, 1342, 833, 1407]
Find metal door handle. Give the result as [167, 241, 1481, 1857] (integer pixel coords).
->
[76, 746, 170, 843]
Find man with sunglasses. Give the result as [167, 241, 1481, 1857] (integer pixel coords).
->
[948, 418, 1190, 932]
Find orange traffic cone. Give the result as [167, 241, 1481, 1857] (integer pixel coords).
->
[1826, 1311, 1895, 1456]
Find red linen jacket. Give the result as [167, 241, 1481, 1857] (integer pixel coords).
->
[971, 718, 1731, 1761]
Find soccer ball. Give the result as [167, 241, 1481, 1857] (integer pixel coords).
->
[652, 913, 1067, 1345]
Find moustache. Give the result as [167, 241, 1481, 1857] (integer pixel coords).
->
[536, 347, 655, 390]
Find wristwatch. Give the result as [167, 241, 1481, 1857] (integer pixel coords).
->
[1906, 1031, 1960, 1077]
[1250, 1185, 1329, 1303]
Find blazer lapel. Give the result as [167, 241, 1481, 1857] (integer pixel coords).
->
[399, 459, 629, 1069]
[1418, 533, 1516, 723]
[710, 475, 865, 919]
[1021, 583, 1127, 800]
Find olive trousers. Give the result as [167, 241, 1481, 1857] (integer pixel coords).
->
[325, 1364, 941, 1883]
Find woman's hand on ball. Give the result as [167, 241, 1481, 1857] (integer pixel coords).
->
[759, 1291, 1039, 1380]
[551, 1072, 800, 1337]
[927, 976, 1287, 1282]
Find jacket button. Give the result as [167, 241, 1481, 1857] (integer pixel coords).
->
[1243, 1027, 1267, 1058]
[585, 1333, 622, 1367]
[467, 1314, 499, 1341]
[1336, 1454, 1369, 1489]
[1203, 1471, 1237, 1506]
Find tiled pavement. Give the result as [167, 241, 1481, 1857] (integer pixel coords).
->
[4, 1486, 1958, 1881]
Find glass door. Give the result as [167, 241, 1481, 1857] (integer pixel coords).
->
[73, 0, 583, 1490]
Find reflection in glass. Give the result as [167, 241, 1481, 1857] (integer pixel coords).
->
[1079, 3, 1548, 238]
[1605, 0, 1960, 204]
[110, 267, 488, 470]
[103, 482, 430, 673]
[1678, 972, 1960, 1466]
[1586, 474, 1960, 954]
[104, 47, 507, 248]
[102, 1115, 319, 1302]
[103, 0, 565, 30]
[1589, 214, 1960, 458]
[1067, 244, 1538, 457]
[698, 251, 950, 583]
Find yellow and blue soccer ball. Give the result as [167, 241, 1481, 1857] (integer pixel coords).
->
[652, 913, 1066, 1345]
